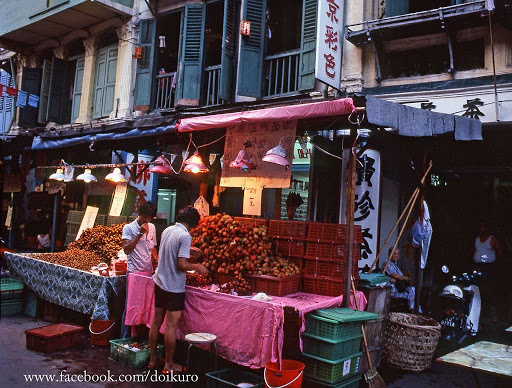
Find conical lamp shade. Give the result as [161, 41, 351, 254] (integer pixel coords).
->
[76, 168, 97, 183]
[262, 142, 290, 167]
[49, 168, 65, 181]
[150, 155, 172, 174]
[183, 152, 208, 173]
[105, 167, 128, 182]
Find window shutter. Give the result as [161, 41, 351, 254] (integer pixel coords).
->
[299, 0, 319, 91]
[0, 71, 14, 133]
[18, 67, 42, 128]
[386, 0, 409, 17]
[38, 60, 51, 124]
[47, 57, 70, 124]
[93, 47, 107, 119]
[134, 19, 157, 107]
[237, 0, 267, 98]
[177, 4, 206, 105]
[102, 47, 118, 117]
[219, 0, 236, 102]
[71, 56, 85, 123]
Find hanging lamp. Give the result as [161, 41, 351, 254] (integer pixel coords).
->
[262, 140, 290, 168]
[149, 155, 172, 174]
[230, 141, 256, 171]
[76, 168, 97, 183]
[49, 168, 65, 181]
[183, 152, 208, 174]
[105, 167, 128, 182]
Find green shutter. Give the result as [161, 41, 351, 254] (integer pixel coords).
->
[386, 0, 409, 17]
[93, 45, 118, 119]
[134, 19, 157, 107]
[71, 57, 85, 123]
[299, 0, 319, 91]
[219, 0, 236, 102]
[177, 4, 206, 105]
[237, 0, 267, 98]
[38, 60, 51, 124]
[47, 57, 70, 124]
[18, 67, 42, 128]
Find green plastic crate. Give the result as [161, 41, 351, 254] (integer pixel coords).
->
[1, 300, 23, 317]
[306, 315, 362, 341]
[314, 308, 379, 323]
[1, 278, 24, 292]
[303, 332, 362, 361]
[107, 216, 127, 227]
[303, 374, 361, 388]
[303, 352, 361, 384]
[66, 210, 85, 224]
[109, 338, 163, 368]
[205, 368, 265, 388]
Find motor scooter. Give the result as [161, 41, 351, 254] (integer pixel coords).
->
[435, 266, 482, 343]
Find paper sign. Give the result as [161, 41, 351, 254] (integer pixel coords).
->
[109, 182, 128, 216]
[5, 206, 13, 229]
[76, 206, 99, 240]
[64, 167, 74, 182]
[343, 359, 351, 376]
[243, 183, 263, 216]
[194, 196, 210, 218]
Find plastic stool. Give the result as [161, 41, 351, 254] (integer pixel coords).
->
[185, 333, 217, 372]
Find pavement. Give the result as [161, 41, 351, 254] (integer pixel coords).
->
[1, 314, 511, 388]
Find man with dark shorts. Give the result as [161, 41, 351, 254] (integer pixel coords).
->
[148, 206, 208, 373]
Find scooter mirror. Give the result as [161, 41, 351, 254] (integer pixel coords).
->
[441, 265, 450, 274]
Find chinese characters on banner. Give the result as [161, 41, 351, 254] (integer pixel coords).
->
[243, 183, 263, 216]
[109, 182, 128, 216]
[194, 196, 210, 218]
[315, 0, 345, 89]
[76, 206, 99, 240]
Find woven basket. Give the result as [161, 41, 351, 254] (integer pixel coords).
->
[383, 312, 441, 372]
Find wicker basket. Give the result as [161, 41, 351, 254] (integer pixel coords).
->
[383, 313, 441, 372]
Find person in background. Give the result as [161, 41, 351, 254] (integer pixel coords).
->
[37, 231, 51, 251]
[386, 247, 416, 312]
[473, 220, 502, 321]
[121, 201, 158, 338]
[148, 206, 208, 374]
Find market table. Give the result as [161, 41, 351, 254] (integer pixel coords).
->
[437, 341, 512, 386]
[125, 272, 367, 368]
[5, 252, 126, 320]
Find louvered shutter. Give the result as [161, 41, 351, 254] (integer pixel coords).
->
[71, 56, 85, 123]
[134, 19, 157, 107]
[38, 60, 51, 124]
[299, 0, 319, 91]
[47, 57, 70, 124]
[219, 0, 236, 102]
[18, 67, 42, 128]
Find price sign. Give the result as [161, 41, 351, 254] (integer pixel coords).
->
[243, 183, 263, 216]
[76, 206, 99, 240]
[5, 206, 13, 229]
[109, 182, 128, 216]
[194, 196, 210, 218]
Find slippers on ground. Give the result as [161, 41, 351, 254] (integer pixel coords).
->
[162, 364, 184, 374]
[147, 358, 165, 371]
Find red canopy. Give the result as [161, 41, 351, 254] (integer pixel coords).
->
[177, 98, 356, 132]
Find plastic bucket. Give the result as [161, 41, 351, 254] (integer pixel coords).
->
[89, 320, 116, 346]
[264, 360, 305, 388]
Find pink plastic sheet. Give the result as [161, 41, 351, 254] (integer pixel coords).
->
[177, 98, 356, 132]
[125, 273, 367, 368]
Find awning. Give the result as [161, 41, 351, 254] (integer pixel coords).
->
[32, 124, 176, 150]
[177, 98, 356, 132]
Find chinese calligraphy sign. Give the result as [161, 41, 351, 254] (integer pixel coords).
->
[316, 0, 345, 88]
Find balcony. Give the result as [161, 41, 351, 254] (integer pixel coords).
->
[204, 65, 223, 107]
[155, 72, 176, 110]
[264, 49, 301, 98]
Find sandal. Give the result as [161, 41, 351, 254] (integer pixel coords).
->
[147, 358, 164, 371]
[162, 364, 183, 374]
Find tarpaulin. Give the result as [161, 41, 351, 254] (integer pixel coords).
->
[31, 124, 176, 150]
[177, 98, 356, 132]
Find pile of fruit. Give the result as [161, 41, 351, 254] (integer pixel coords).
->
[191, 214, 301, 284]
[68, 224, 125, 263]
[217, 276, 252, 296]
[186, 272, 212, 288]
[33, 248, 104, 271]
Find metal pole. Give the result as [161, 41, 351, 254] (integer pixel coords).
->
[8, 192, 14, 249]
[51, 192, 59, 252]
[488, 10, 499, 122]
[343, 127, 357, 307]
[414, 155, 427, 314]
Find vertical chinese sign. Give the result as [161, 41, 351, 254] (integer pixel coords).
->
[315, 0, 345, 89]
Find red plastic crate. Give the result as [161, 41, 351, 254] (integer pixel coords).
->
[333, 224, 363, 244]
[302, 275, 344, 297]
[305, 242, 361, 262]
[248, 275, 300, 296]
[268, 220, 280, 237]
[274, 239, 305, 258]
[288, 257, 303, 272]
[307, 223, 363, 244]
[303, 258, 345, 277]
[26, 324, 84, 353]
[234, 217, 268, 230]
[213, 273, 236, 285]
[267, 220, 307, 239]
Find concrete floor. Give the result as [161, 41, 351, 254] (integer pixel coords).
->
[1, 314, 511, 388]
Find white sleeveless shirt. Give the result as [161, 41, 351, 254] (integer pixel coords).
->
[473, 235, 496, 263]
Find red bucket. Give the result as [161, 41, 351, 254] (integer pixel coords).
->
[264, 360, 305, 388]
[89, 320, 116, 346]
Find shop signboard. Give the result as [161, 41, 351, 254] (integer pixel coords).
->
[5, 206, 12, 229]
[76, 206, 99, 240]
[315, 0, 344, 89]
[109, 182, 128, 216]
[220, 120, 296, 188]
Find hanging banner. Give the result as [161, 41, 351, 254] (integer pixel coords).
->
[16, 90, 27, 108]
[5, 206, 13, 229]
[315, 0, 345, 89]
[243, 182, 263, 216]
[76, 206, 99, 240]
[221, 121, 296, 188]
[194, 196, 210, 218]
[109, 182, 128, 216]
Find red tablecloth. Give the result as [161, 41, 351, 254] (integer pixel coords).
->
[125, 273, 367, 368]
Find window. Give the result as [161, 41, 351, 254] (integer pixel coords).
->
[266, 0, 302, 55]
[384, 45, 450, 78]
[454, 39, 485, 71]
[386, 0, 470, 17]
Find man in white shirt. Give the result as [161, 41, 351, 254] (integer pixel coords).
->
[121, 201, 158, 338]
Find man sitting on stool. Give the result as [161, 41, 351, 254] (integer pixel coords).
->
[386, 247, 416, 312]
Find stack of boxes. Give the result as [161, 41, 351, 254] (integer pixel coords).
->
[1, 278, 24, 317]
[302, 307, 378, 387]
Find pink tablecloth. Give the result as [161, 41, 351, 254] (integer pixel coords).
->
[125, 273, 367, 368]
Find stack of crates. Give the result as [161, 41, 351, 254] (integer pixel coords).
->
[302, 307, 378, 387]
[1, 278, 24, 317]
